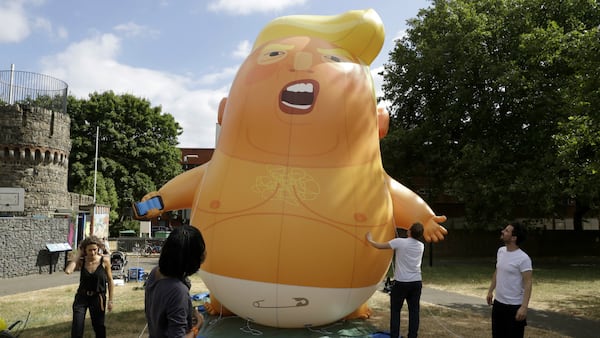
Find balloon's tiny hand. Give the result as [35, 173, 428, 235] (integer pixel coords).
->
[140, 191, 163, 202]
[422, 215, 448, 243]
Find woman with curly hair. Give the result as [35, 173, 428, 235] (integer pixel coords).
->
[65, 235, 114, 338]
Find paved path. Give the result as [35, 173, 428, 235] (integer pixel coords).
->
[421, 287, 599, 338]
[1, 257, 598, 337]
[0, 254, 159, 297]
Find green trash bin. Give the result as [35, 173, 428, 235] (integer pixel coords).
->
[155, 231, 170, 239]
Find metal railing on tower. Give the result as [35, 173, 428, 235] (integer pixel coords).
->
[0, 65, 68, 114]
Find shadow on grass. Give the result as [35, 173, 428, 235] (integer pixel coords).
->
[21, 310, 147, 338]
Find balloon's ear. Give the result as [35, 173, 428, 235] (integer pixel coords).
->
[218, 97, 227, 125]
[377, 106, 390, 139]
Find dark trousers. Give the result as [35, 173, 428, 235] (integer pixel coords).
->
[390, 280, 422, 338]
[71, 292, 106, 338]
[492, 299, 526, 338]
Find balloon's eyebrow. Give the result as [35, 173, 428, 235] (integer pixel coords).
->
[317, 48, 353, 59]
[262, 43, 295, 53]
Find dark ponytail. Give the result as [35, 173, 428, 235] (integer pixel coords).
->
[159, 225, 206, 279]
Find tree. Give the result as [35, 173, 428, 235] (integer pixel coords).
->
[68, 91, 183, 234]
[553, 23, 600, 229]
[74, 172, 119, 224]
[381, 0, 600, 228]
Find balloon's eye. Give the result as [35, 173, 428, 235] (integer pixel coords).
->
[324, 55, 343, 63]
[259, 50, 288, 65]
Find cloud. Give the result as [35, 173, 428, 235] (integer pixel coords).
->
[371, 65, 392, 111]
[0, 0, 31, 43]
[232, 40, 251, 59]
[0, 0, 66, 43]
[196, 66, 238, 86]
[207, 0, 307, 15]
[370, 66, 385, 98]
[113, 22, 159, 39]
[40, 33, 232, 148]
[392, 29, 408, 42]
[55, 26, 68, 40]
[31, 16, 51, 33]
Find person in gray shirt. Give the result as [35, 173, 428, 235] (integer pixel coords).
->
[145, 225, 206, 338]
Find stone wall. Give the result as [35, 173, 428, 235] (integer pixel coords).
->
[0, 217, 71, 278]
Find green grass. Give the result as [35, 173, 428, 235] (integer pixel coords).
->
[0, 283, 150, 338]
[1, 257, 598, 337]
[422, 257, 600, 320]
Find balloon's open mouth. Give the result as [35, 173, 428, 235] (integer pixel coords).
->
[279, 80, 319, 114]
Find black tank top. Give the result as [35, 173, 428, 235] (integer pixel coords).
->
[78, 257, 108, 293]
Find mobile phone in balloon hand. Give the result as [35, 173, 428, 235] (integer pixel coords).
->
[133, 196, 164, 218]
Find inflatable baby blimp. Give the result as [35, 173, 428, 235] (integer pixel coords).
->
[134, 9, 447, 328]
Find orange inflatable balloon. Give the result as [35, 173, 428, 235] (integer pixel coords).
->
[136, 8, 447, 328]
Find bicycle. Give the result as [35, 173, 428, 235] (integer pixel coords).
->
[141, 242, 161, 257]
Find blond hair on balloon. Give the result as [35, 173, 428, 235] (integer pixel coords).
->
[253, 9, 385, 65]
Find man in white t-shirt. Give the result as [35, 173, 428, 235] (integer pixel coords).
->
[366, 223, 425, 338]
[486, 222, 533, 338]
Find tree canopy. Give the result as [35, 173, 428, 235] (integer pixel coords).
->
[67, 91, 183, 233]
[381, 0, 600, 228]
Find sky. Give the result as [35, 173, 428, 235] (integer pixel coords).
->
[1, 0, 430, 148]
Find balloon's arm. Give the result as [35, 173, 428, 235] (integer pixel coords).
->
[386, 175, 448, 242]
[132, 162, 209, 220]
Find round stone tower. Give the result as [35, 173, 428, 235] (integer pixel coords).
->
[0, 69, 71, 216]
